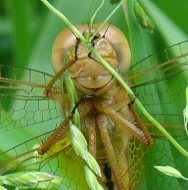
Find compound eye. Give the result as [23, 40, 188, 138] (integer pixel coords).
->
[52, 24, 131, 74]
[52, 28, 76, 73]
[52, 25, 96, 73]
[94, 24, 131, 74]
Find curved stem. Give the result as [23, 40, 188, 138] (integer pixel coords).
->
[90, 0, 105, 30]
[91, 0, 124, 40]
[41, 0, 85, 41]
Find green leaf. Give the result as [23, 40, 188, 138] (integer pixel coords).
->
[0, 172, 62, 189]
[84, 165, 104, 190]
[134, 1, 154, 33]
[85, 152, 102, 177]
[154, 165, 188, 180]
[0, 185, 7, 190]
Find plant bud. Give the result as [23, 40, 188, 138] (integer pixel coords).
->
[134, 1, 155, 33]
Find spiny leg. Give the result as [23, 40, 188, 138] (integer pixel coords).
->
[128, 104, 153, 145]
[38, 94, 93, 155]
[97, 114, 125, 190]
[44, 60, 74, 97]
[95, 102, 149, 145]
[95, 103, 150, 189]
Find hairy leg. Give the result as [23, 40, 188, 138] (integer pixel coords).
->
[44, 60, 74, 97]
[129, 104, 153, 145]
[95, 102, 149, 145]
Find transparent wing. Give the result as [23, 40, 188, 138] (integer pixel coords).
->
[143, 135, 188, 190]
[0, 65, 88, 190]
[127, 40, 188, 134]
[126, 40, 188, 190]
[129, 135, 188, 190]
[0, 130, 89, 190]
[0, 65, 63, 131]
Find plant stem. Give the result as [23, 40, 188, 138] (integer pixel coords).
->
[41, 0, 188, 158]
[41, 0, 85, 42]
[91, 0, 124, 40]
[90, 0, 105, 30]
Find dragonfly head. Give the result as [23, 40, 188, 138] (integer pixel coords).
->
[52, 24, 131, 89]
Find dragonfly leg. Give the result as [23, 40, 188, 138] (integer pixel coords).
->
[97, 114, 125, 190]
[128, 104, 153, 145]
[44, 61, 74, 97]
[84, 115, 96, 157]
[84, 114, 108, 185]
[44, 37, 81, 97]
[95, 103, 149, 145]
[79, 99, 93, 118]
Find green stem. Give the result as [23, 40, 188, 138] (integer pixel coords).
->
[41, 0, 188, 158]
[91, 0, 124, 40]
[182, 176, 188, 181]
[41, 0, 85, 42]
[90, 0, 105, 30]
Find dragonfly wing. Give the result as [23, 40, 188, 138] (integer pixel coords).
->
[0, 65, 63, 131]
[0, 65, 89, 190]
[126, 40, 188, 190]
[0, 130, 89, 190]
[127, 40, 188, 135]
[137, 135, 188, 190]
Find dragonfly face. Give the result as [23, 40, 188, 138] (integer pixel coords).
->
[69, 37, 117, 89]
[0, 23, 188, 190]
[52, 24, 131, 90]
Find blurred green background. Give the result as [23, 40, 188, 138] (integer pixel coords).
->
[0, 0, 188, 190]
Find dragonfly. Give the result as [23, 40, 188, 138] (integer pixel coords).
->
[0, 23, 188, 190]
